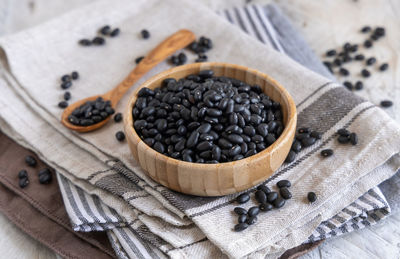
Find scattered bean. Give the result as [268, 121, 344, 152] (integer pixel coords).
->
[307, 192, 317, 203]
[18, 170, 28, 179]
[380, 100, 393, 108]
[277, 180, 291, 188]
[115, 131, 125, 141]
[321, 149, 333, 157]
[236, 193, 250, 204]
[25, 156, 37, 167]
[141, 29, 150, 39]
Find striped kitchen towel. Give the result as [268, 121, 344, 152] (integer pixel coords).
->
[55, 4, 391, 258]
[1, 0, 400, 258]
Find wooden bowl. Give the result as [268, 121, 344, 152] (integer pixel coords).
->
[124, 62, 297, 196]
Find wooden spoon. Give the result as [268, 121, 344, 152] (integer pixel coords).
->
[61, 29, 195, 133]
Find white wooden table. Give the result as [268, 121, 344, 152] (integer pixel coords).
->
[0, 0, 399, 258]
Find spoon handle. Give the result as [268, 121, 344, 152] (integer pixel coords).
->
[107, 29, 195, 104]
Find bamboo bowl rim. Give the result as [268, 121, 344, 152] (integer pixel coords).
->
[124, 62, 296, 170]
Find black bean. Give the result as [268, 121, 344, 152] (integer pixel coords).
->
[333, 58, 342, 67]
[153, 141, 165, 153]
[207, 108, 222, 117]
[115, 131, 125, 141]
[199, 70, 214, 78]
[144, 138, 155, 146]
[227, 134, 243, 144]
[285, 150, 296, 163]
[310, 131, 322, 140]
[379, 63, 389, 71]
[291, 140, 302, 153]
[255, 190, 267, 204]
[257, 123, 269, 137]
[337, 128, 350, 137]
[92, 37, 105, 45]
[218, 138, 232, 149]
[354, 81, 363, 90]
[257, 184, 271, 194]
[99, 25, 111, 35]
[197, 123, 212, 134]
[211, 146, 221, 161]
[63, 91, 71, 101]
[273, 197, 286, 208]
[247, 206, 260, 217]
[339, 68, 349, 76]
[307, 192, 317, 203]
[326, 49, 336, 57]
[229, 145, 242, 157]
[234, 207, 247, 215]
[349, 133, 358, 145]
[321, 149, 333, 157]
[71, 71, 79, 80]
[18, 169, 28, 179]
[39, 170, 52, 184]
[277, 180, 291, 188]
[234, 222, 249, 232]
[61, 74, 71, 82]
[236, 193, 250, 204]
[19, 177, 29, 188]
[364, 40, 372, 48]
[79, 39, 92, 46]
[58, 101, 68, 108]
[113, 113, 122, 123]
[135, 56, 144, 64]
[354, 54, 365, 61]
[25, 155, 37, 167]
[343, 81, 353, 91]
[267, 192, 278, 203]
[265, 134, 276, 145]
[380, 100, 393, 108]
[361, 69, 371, 78]
[301, 137, 316, 147]
[238, 214, 247, 223]
[338, 135, 350, 144]
[246, 216, 257, 225]
[61, 81, 72, 89]
[361, 26, 371, 33]
[141, 29, 150, 39]
[110, 28, 120, 37]
[366, 57, 376, 66]
[259, 203, 273, 212]
[280, 187, 292, 200]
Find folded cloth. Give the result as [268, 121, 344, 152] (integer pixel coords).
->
[57, 4, 393, 258]
[1, 0, 400, 258]
[0, 131, 116, 259]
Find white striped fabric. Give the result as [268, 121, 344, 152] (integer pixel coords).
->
[56, 4, 392, 258]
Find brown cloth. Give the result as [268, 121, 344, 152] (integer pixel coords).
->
[0, 131, 116, 259]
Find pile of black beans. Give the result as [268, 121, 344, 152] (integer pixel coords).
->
[322, 26, 393, 107]
[79, 25, 120, 46]
[58, 71, 79, 109]
[68, 97, 115, 126]
[132, 70, 284, 163]
[337, 128, 358, 145]
[18, 155, 52, 188]
[188, 36, 213, 62]
[285, 127, 321, 163]
[233, 180, 293, 232]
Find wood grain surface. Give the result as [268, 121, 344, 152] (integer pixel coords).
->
[124, 62, 297, 196]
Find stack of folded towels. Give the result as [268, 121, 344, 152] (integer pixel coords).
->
[0, 0, 399, 258]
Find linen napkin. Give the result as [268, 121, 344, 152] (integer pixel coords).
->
[1, 0, 400, 258]
[0, 131, 116, 259]
[57, 4, 393, 258]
